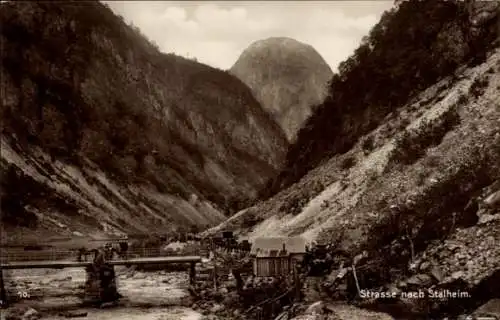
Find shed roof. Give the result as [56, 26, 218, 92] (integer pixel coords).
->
[250, 236, 306, 257]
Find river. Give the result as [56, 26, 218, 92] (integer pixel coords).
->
[2, 266, 204, 320]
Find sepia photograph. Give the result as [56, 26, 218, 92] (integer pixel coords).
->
[0, 0, 499, 319]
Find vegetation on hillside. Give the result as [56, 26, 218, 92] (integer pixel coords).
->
[0, 0, 287, 223]
[262, 0, 498, 198]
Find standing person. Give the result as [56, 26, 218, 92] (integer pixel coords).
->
[119, 241, 128, 259]
[77, 247, 86, 262]
[0, 267, 7, 308]
[103, 243, 114, 261]
[93, 248, 106, 266]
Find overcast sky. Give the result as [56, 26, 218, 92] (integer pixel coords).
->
[105, 1, 393, 72]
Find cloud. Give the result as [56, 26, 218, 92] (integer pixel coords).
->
[105, 1, 392, 71]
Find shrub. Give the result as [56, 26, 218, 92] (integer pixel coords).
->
[366, 168, 379, 184]
[399, 117, 411, 129]
[311, 181, 325, 194]
[457, 93, 468, 105]
[361, 136, 375, 154]
[425, 155, 441, 168]
[340, 156, 357, 170]
[279, 196, 307, 216]
[416, 170, 429, 186]
[470, 76, 489, 98]
[389, 108, 460, 166]
[241, 212, 264, 229]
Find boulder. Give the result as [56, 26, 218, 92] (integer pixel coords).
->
[305, 301, 324, 315]
[430, 266, 445, 283]
[290, 315, 321, 320]
[451, 271, 465, 281]
[472, 299, 500, 318]
[59, 310, 88, 318]
[29, 310, 41, 320]
[210, 303, 225, 313]
[3, 307, 41, 320]
[323, 303, 394, 320]
[419, 261, 430, 271]
[274, 311, 290, 320]
[484, 190, 500, 208]
[406, 274, 433, 287]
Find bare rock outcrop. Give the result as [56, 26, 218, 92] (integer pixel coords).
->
[230, 37, 333, 142]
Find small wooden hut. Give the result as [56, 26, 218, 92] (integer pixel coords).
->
[250, 237, 306, 277]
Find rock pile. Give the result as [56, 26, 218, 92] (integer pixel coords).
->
[273, 301, 394, 320]
[3, 306, 41, 320]
[405, 181, 500, 287]
[358, 183, 500, 318]
[410, 222, 500, 286]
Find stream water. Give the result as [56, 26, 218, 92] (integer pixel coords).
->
[2, 267, 204, 320]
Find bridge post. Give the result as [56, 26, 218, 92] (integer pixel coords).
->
[99, 264, 120, 304]
[84, 265, 101, 305]
[0, 268, 7, 308]
[189, 262, 196, 286]
[84, 251, 120, 306]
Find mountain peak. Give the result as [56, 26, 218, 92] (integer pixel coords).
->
[230, 37, 333, 142]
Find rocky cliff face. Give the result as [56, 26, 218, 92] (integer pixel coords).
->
[230, 37, 333, 142]
[0, 1, 288, 240]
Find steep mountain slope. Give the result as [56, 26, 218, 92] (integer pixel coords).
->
[0, 1, 288, 240]
[206, 47, 500, 243]
[262, 0, 499, 197]
[230, 37, 333, 142]
[206, 46, 500, 316]
[205, 1, 499, 317]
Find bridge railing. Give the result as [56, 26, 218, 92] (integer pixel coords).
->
[0, 249, 75, 263]
[0, 247, 207, 263]
[0, 241, 238, 263]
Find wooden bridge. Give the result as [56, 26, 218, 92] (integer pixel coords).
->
[0, 256, 201, 269]
[0, 255, 202, 307]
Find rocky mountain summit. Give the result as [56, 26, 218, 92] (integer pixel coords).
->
[230, 37, 333, 142]
[0, 0, 288, 240]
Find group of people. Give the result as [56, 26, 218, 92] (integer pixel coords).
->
[77, 241, 129, 262]
[207, 236, 252, 253]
